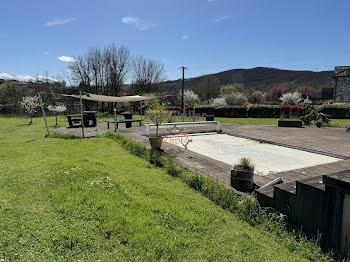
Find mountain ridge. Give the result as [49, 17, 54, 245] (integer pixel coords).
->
[160, 67, 334, 92]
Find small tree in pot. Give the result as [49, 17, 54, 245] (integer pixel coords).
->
[147, 102, 168, 150]
[231, 158, 254, 192]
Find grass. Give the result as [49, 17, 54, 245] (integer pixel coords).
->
[0, 115, 333, 261]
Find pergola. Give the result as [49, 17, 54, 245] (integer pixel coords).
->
[63, 92, 157, 137]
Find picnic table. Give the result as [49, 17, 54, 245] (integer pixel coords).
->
[104, 119, 144, 130]
[67, 111, 97, 127]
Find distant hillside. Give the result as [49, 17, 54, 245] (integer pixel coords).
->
[160, 67, 333, 92]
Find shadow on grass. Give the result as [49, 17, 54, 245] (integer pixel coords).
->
[49, 133, 81, 139]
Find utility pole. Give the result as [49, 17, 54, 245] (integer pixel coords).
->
[179, 66, 188, 121]
[180, 66, 187, 109]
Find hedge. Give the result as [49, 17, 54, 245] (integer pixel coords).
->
[196, 104, 350, 119]
[319, 104, 350, 119]
[248, 105, 280, 118]
[196, 105, 281, 118]
[195, 106, 247, 118]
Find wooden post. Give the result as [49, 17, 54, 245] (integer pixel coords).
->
[79, 91, 85, 138]
[140, 100, 143, 120]
[37, 92, 50, 137]
[114, 108, 117, 132]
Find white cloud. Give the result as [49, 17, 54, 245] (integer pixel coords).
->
[16, 75, 57, 82]
[43, 51, 49, 55]
[121, 16, 158, 31]
[17, 75, 36, 82]
[214, 16, 231, 22]
[0, 73, 57, 82]
[57, 56, 75, 62]
[0, 72, 13, 79]
[45, 17, 76, 27]
[37, 75, 57, 82]
[181, 35, 189, 40]
[121, 16, 139, 24]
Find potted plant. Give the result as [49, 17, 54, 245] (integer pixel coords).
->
[231, 158, 254, 192]
[148, 102, 167, 150]
[300, 105, 329, 128]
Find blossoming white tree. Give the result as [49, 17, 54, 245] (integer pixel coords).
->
[19, 96, 40, 125]
[48, 104, 67, 126]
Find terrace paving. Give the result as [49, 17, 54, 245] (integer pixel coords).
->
[55, 122, 350, 190]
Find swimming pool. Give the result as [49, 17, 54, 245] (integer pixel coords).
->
[176, 133, 341, 176]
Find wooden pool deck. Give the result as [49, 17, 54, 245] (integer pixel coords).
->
[55, 123, 350, 190]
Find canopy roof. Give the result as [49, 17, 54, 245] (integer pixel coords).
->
[63, 93, 156, 103]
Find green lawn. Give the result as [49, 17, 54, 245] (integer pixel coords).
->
[0, 116, 331, 261]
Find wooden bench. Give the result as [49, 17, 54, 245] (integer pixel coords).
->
[104, 119, 143, 130]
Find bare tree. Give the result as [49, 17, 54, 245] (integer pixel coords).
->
[68, 55, 92, 92]
[87, 47, 104, 94]
[131, 55, 166, 94]
[104, 44, 130, 96]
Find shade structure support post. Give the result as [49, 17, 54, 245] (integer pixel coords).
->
[79, 91, 85, 138]
[114, 107, 117, 132]
[140, 101, 143, 120]
[37, 92, 50, 137]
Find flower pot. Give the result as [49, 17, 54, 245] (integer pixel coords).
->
[231, 166, 254, 191]
[149, 136, 163, 150]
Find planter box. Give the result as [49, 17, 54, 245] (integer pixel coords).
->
[231, 167, 254, 192]
[278, 120, 302, 128]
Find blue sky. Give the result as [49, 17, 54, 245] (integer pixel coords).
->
[1, 0, 350, 82]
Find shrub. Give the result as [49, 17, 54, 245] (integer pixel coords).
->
[279, 92, 302, 106]
[319, 104, 350, 119]
[223, 92, 247, 106]
[248, 91, 263, 104]
[301, 105, 329, 126]
[264, 86, 288, 102]
[279, 104, 292, 118]
[291, 105, 304, 118]
[247, 105, 280, 118]
[210, 97, 227, 108]
[183, 90, 199, 106]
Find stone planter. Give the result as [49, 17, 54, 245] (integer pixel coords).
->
[231, 166, 254, 192]
[149, 136, 163, 150]
[278, 119, 302, 128]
